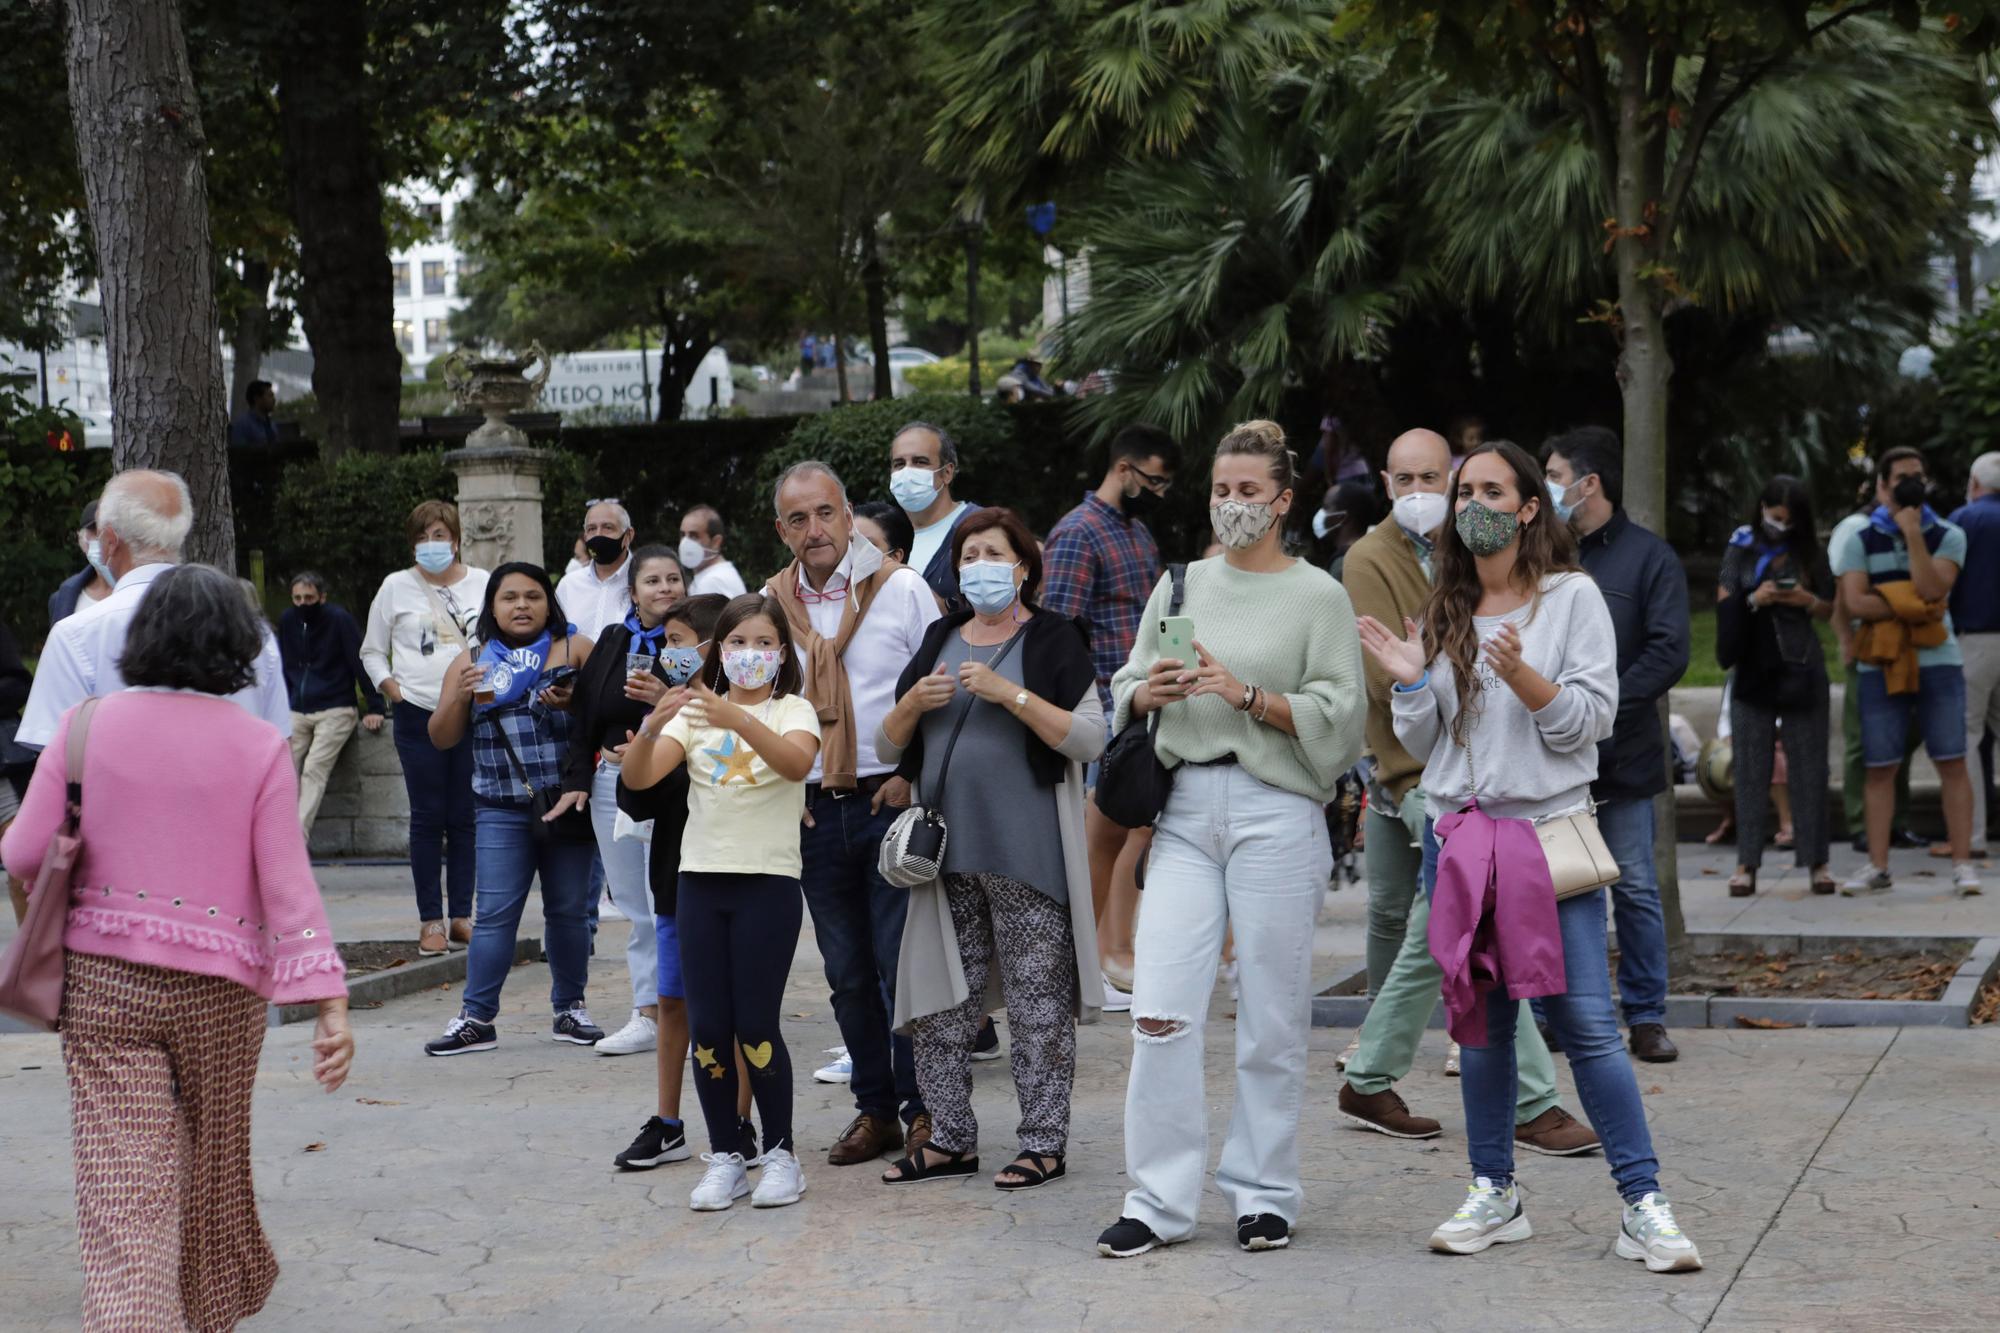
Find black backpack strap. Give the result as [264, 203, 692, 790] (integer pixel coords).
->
[1167, 562, 1188, 616]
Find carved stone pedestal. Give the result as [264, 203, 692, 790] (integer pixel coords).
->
[446, 444, 549, 571]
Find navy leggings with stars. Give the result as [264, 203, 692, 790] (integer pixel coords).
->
[677, 871, 803, 1156]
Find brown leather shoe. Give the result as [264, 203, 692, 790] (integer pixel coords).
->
[1515, 1105, 1601, 1156]
[828, 1112, 904, 1166]
[1337, 1082, 1442, 1139]
[449, 917, 473, 948]
[1628, 1023, 1679, 1063]
[418, 920, 448, 957]
[906, 1112, 933, 1154]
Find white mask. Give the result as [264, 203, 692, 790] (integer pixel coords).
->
[678, 535, 709, 569]
[1392, 489, 1450, 538]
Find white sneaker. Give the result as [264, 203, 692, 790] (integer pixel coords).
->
[1953, 862, 1983, 896]
[1445, 1042, 1462, 1077]
[1220, 960, 1240, 1001]
[599, 893, 626, 921]
[689, 1152, 751, 1211]
[751, 1147, 806, 1207]
[596, 1009, 658, 1056]
[1840, 866, 1893, 896]
[1616, 1192, 1703, 1272]
[812, 1047, 853, 1083]
[1101, 976, 1132, 1013]
[1335, 1037, 1360, 1071]
[1429, 1178, 1532, 1255]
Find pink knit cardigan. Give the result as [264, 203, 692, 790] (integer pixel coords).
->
[2, 691, 348, 1004]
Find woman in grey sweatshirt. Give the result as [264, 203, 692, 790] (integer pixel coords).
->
[1359, 440, 1702, 1275]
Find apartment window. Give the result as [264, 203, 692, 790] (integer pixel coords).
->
[457, 258, 481, 286]
[392, 262, 410, 297]
[392, 319, 414, 356]
[424, 318, 447, 350]
[422, 260, 447, 296]
[418, 202, 443, 228]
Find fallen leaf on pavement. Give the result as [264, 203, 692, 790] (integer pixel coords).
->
[355, 1098, 402, 1106]
[1645, 1085, 1664, 1095]
[303, 1142, 326, 1152]
[1734, 1016, 1799, 1030]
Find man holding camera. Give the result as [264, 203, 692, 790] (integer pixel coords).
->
[1835, 448, 1982, 896]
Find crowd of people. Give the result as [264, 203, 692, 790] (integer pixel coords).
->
[10, 412, 2000, 1324]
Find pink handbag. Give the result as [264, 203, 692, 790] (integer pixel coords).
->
[0, 697, 100, 1031]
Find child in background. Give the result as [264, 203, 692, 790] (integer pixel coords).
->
[622, 593, 822, 1212]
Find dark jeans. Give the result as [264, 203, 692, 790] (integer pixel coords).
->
[798, 790, 923, 1124]
[679, 871, 803, 1155]
[392, 702, 475, 922]
[461, 803, 593, 1022]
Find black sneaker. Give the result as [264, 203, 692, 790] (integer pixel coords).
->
[553, 1005, 604, 1045]
[970, 1016, 1002, 1062]
[615, 1117, 690, 1170]
[1097, 1216, 1164, 1258]
[424, 1014, 497, 1057]
[739, 1116, 764, 1167]
[1237, 1213, 1291, 1251]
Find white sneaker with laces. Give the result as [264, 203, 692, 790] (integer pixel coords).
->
[1429, 1178, 1532, 1255]
[1840, 866, 1893, 896]
[812, 1047, 853, 1084]
[751, 1147, 806, 1207]
[1953, 862, 1983, 896]
[689, 1153, 751, 1211]
[1335, 1037, 1360, 1071]
[1617, 1192, 1703, 1272]
[596, 1009, 659, 1056]
[1101, 976, 1132, 1013]
[1444, 1041, 1462, 1077]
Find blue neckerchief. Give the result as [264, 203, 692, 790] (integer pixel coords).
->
[1869, 503, 1940, 537]
[623, 607, 666, 656]
[1728, 524, 1790, 586]
[475, 632, 552, 711]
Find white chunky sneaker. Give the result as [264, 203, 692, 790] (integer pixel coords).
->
[596, 1009, 659, 1057]
[689, 1152, 751, 1211]
[1953, 862, 1983, 896]
[1840, 866, 1893, 896]
[1429, 1178, 1532, 1255]
[751, 1147, 806, 1207]
[1617, 1192, 1703, 1272]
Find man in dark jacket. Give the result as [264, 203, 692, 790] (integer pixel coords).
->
[1544, 427, 1691, 1064]
[48, 500, 114, 628]
[278, 571, 385, 836]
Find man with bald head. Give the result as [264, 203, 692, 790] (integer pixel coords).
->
[1332, 429, 1596, 1154]
[18, 470, 290, 748]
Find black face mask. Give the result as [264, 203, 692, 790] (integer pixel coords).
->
[1124, 485, 1161, 517]
[585, 534, 625, 566]
[297, 602, 324, 625]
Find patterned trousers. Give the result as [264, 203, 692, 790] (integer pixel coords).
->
[911, 872, 1077, 1157]
[60, 952, 276, 1332]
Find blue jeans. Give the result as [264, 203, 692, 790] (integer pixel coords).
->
[392, 703, 475, 922]
[798, 789, 922, 1123]
[1859, 664, 1969, 765]
[1425, 821, 1662, 1202]
[462, 803, 594, 1023]
[1596, 797, 1669, 1028]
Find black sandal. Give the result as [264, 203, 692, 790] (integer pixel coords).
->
[994, 1151, 1066, 1191]
[881, 1145, 978, 1185]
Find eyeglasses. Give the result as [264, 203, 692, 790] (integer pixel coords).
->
[1129, 464, 1173, 495]
[585, 496, 622, 508]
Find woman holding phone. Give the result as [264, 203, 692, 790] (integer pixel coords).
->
[1094, 420, 1365, 1259]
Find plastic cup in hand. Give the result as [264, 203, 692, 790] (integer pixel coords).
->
[473, 662, 497, 706]
[626, 652, 657, 682]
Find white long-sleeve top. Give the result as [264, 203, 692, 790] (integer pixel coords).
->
[359, 565, 489, 713]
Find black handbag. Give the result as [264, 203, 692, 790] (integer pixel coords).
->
[1093, 562, 1187, 829]
[491, 715, 596, 844]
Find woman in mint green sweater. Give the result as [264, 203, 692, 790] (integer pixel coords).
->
[1094, 420, 1365, 1260]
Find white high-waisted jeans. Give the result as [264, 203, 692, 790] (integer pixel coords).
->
[591, 760, 656, 1010]
[1120, 762, 1330, 1239]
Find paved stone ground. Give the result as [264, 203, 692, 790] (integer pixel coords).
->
[3, 845, 1995, 1330]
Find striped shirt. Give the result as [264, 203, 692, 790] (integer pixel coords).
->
[1832, 507, 1968, 670]
[1040, 492, 1160, 714]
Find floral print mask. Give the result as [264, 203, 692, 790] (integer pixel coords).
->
[1211, 499, 1278, 550]
[1455, 499, 1520, 557]
[721, 648, 783, 689]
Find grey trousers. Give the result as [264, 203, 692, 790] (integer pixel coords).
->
[911, 871, 1077, 1157]
[1731, 686, 1831, 871]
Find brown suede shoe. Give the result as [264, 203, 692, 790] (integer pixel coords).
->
[1628, 1023, 1679, 1063]
[906, 1112, 934, 1154]
[418, 920, 448, 957]
[449, 917, 473, 948]
[1515, 1105, 1601, 1156]
[828, 1112, 904, 1166]
[1337, 1082, 1442, 1139]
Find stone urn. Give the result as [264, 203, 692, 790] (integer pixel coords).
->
[442, 341, 551, 451]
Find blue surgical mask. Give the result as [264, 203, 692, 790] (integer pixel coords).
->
[1546, 478, 1578, 524]
[414, 540, 455, 574]
[660, 644, 704, 686]
[85, 538, 113, 584]
[889, 467, 939, 513]
[958, 560, 1020, 615]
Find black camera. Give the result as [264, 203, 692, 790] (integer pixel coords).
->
[1892, 474, 1928, 510]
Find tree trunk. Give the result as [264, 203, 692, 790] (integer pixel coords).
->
[63, 0, 234, 569]
[275, 1, 400, 458]
[861, 215, 893, 401]
[964, 225, 983, 397]
[226, 256, 272, 416]
[832, 330, 850, 404]
[654, 294, 694, 422]
[1954, 170, 1978, 316]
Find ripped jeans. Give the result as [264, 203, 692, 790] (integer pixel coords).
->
[1120, 763, 1331, 1239]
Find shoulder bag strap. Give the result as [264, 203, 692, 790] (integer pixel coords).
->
[63, 696, 103, 833]
[928, 625, 1027, 809]
[487, 710, 540, 797]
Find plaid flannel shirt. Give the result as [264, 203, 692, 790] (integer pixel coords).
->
[1040, 492, 1161, 715]
[471, 694, 572, 805]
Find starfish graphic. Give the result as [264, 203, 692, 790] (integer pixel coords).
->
[702, 733, 758, 786]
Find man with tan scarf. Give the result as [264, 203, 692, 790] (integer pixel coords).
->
[767, 461, 942, 1165]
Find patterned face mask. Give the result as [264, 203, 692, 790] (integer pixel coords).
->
[721, 648, 783, 689]
[1210, 499, 1278, 550]
[1455, 499, 1521, 557]
[660, 645, 704, 686]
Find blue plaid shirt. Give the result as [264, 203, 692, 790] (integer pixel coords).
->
[1041, 492, 1161, 714]
[471, 693, 573, 805]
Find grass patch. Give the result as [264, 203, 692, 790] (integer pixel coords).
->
[1683, 607, 1839, 689]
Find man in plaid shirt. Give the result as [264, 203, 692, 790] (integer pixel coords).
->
[1040, 423, 1181, 1011]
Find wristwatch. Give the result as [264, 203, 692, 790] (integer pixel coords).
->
[1011, 689, 1030, 715]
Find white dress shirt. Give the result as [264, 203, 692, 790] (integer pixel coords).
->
[778, 538, 940, 782]
[689, 557, 747, 599]
[17, 562, 291, 748]
[556, 554, 633, 641]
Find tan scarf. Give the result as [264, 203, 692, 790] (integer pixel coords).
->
[764, 541, 906, 789]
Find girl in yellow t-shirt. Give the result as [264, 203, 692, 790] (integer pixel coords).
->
[623, 593, 820, 1214]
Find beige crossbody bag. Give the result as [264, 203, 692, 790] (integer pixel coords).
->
[1462, 709, 1620, 900]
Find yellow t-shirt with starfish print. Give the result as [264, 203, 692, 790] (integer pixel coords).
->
[662, 693, 822, 879]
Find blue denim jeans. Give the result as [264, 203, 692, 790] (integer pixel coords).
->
[1595, 796, 1669, 1028]
[798, 788, 922, 1123]
[391, 703, 475, 922]
[461, 802, 594, 1023]
[1425, 821, 1663, 1202]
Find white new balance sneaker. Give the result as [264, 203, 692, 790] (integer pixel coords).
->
[1429, 1178, 1532, 1255]
[1616, 1192, 1703, 1272]
[689, 1153, 751, 1211]
[596, 1009, 658, 1057]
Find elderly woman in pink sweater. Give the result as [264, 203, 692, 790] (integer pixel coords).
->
[2, 564, 354, 1332]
